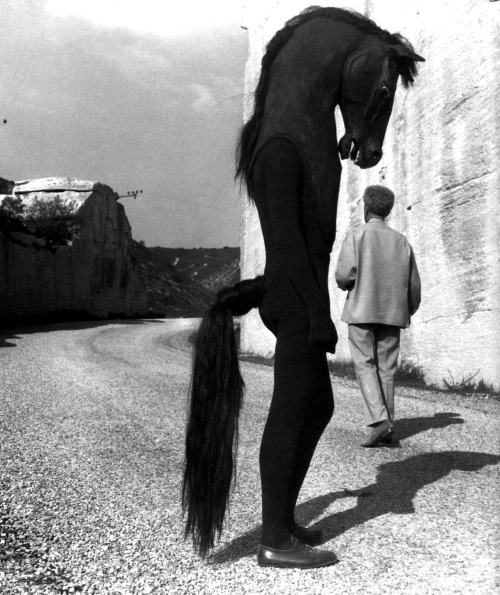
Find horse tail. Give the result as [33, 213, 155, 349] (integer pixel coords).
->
[182, 275, 265, 557]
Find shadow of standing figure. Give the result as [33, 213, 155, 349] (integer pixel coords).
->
[209, 450, 499, 563]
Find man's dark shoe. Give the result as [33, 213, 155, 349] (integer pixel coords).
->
[257, 536, 337, 569]
[292, 524, 323, 546]
[380, 432, 400, 446]
[361, 419, 394, 447]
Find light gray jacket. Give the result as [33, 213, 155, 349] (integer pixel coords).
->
[335, 217, 421, 328]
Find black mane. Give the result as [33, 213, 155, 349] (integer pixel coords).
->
[235, 6, 420, 194]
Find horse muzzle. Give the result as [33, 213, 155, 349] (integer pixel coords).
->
[356, 144, 383, 169]
[338, 135, 382, 168]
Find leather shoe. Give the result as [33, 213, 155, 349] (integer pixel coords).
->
[292, 524, 323, 546]
[257, 536, 337, 569]
[361, 419, 394, 447]
[381, 432, 400, 445]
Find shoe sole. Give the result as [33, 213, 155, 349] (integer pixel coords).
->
[257, 558, 337, 569]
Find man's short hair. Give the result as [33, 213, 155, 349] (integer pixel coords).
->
[363, 185, 395, 217]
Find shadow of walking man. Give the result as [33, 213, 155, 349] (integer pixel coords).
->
[209, 451, 499, 563]
[391, 412, 464, 442]
[353, 412, 466, 449]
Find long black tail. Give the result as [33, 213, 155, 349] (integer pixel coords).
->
[182, 276, 265, 557]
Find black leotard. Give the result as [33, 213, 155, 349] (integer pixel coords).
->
[251, 138, 335, 548]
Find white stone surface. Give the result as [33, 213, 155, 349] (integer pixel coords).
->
[240, 0, 500, 388]
[13, 177, 97, 193]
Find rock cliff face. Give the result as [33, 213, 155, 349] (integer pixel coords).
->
[240, 0, 500, 388]
[0, 177, 148, 322]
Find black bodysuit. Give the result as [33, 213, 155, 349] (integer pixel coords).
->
[251, 138, 335, 548]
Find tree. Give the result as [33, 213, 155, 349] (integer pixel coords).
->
[0, 196, 26, 233]
[23, 196, 80, 250]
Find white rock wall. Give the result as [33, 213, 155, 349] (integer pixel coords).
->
[240, 0, 500, 388]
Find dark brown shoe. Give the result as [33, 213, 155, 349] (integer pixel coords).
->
[361, 420, 394, 447]
[292, 524, 323, 546]
[257, 536, 337, 569]
[381, 432, 400, 446]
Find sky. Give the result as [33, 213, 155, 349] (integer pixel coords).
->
[0, 0, 248, 248]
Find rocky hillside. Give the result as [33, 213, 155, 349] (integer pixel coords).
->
[130, 243, 240, 318]
[149, 247, 239, 290]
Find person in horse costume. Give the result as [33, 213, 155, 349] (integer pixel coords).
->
[183, 6, 424, 568]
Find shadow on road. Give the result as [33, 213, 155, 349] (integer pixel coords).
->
[0, 317, 164, 348]
[390, 412, 464, 441]
[208, 450, 499, 564]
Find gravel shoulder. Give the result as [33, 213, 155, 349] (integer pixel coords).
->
[1, 319, 499, 595]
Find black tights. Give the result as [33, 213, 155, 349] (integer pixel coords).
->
[259, 314, 334, 548]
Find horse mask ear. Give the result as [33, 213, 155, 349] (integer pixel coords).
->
[389, 45, 425, 86]
[390, 44, 425, 63]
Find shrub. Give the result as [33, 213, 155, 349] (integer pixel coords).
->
[23, 195, 80, 249]
[0, 195, 25, 218]
[0, 195, 25, 230]
[0, 196, 28, 235]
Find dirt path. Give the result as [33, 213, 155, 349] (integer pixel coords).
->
[0, 319, 498, 594]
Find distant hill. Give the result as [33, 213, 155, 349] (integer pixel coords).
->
[150, 246, 240, 291]
[130, 242, 240, 318]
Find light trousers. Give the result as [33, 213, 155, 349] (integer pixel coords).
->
[348, 323, 401, 426]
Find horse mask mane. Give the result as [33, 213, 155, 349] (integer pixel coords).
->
[236, 6, 424, 250]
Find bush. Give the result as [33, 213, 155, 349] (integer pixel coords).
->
[23, 195, 80, 249]
[1, 194, 80, 250]
[0, 195, 25, 218]
[0, 196, 28, 234]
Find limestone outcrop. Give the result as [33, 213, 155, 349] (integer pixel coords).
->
[0, 177, 148, 322]
[239, 0, 500, 389]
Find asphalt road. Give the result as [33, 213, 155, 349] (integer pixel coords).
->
[0, 318, 499, 595]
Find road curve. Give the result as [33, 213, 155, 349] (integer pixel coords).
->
[0, 318, 499, 595]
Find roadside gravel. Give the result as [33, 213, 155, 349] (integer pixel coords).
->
[0, 319, 499, 595]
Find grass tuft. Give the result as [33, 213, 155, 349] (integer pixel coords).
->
[395, 359, 428, 387]
[327, 359, 356, 379]
[443, 370, 499, 395]
[328, 357, 429, 388]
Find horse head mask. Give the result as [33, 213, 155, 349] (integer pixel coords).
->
[338, 42, 424, 168]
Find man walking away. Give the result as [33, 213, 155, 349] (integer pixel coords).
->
[335, 185, 421, 447]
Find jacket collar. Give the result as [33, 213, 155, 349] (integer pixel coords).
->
[366, 215, 386, 224]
